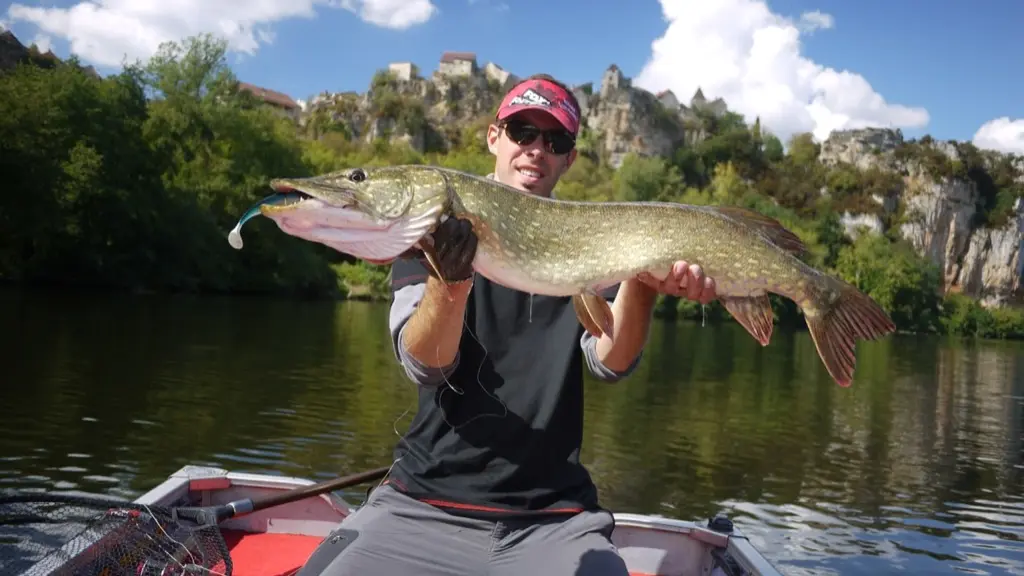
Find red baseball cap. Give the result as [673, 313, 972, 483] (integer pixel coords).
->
[496, 77, 580, 136]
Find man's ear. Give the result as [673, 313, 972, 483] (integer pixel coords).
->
[486, 124, 500, 155]
[560, 148, 578, 175]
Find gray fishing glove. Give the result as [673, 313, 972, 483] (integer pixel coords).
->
[400, 217, 478, 282]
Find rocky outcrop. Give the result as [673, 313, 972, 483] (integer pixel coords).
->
[570, 66, 730, 168]
[571, 65, 686, 168]
[821, 128, 1024, 307]
[819, 127, 905, 171]
[302, 61, 507, 153]
[301, 59, 727, 167]
[0, 30, 60, 71]
[0, 30, 97, 76]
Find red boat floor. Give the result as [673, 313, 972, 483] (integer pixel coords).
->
[217, 529, 654, 576]
[220, 530, 323, 576]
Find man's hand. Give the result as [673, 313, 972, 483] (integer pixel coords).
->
[429, 217, 478, 282]
[398, 217, 479, 282]
[636, 261, 717, 304]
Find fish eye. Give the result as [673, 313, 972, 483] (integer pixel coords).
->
[348, 169, 366, 183]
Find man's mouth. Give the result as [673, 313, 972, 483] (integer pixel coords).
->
[516, 166, 544, 180]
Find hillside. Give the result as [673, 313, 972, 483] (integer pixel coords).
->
[1, 32, 1023, 340]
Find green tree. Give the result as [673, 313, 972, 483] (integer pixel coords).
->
[834, 233, 942, 333]
[614, 154, 683, 202]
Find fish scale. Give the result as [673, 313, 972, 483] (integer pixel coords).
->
[232, 164, 896, 388]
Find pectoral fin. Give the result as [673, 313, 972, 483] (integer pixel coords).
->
[719, 294, 775, 346]
[419, 241, 453, 301]
[573, 293, 614, 339]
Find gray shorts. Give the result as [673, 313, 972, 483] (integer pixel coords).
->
[297, 483, 630, 576]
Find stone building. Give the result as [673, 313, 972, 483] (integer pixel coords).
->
[438, 51, 477, 77]
[387, 61, 419, 82]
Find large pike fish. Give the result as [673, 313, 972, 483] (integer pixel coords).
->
[228, 165, 896, 387]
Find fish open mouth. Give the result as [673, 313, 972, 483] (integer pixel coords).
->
[264, 181, 356, 212]
[230, 177, 431, 266]
[258, 186, 316, 214]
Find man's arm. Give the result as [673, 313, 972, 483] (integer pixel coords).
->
[581, 279, 657, 381]
[582, 261, 719, 381]
[388, 218, 478, 387]
[389, 256, 474, 387]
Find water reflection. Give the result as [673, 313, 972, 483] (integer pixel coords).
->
[1, 288, 1021, 575]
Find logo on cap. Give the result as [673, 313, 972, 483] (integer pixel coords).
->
[509, 88, 551, 108]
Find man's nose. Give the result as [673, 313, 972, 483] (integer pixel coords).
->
[523, 136, 547, 157]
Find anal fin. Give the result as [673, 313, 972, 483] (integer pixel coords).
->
[720, 294, 775, 346]
[573, 293, 614, 339]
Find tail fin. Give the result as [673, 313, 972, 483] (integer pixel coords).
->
[804, 280, 896, 387]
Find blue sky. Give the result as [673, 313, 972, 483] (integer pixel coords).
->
[3, 0, 1022, 153]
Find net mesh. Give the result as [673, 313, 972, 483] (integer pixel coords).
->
[0, 491, 232, 576]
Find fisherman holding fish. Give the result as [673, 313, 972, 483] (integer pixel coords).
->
[296, 75, 718, 575]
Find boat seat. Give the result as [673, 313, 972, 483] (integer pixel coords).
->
[219, 530, 657, 576]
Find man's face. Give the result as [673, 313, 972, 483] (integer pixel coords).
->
[486, 109, 577, 197]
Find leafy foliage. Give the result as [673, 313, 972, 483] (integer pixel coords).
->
[0, 35, 338, 295]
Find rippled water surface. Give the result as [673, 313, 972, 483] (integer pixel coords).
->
[1, 288, 1022, 575]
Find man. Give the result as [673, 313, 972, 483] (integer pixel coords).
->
[299, 74, 716, 575]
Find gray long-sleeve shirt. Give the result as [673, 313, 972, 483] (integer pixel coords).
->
[388, 281, 642, 388]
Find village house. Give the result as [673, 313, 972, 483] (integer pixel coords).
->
[237, 81, 301, 121]
[438, 51, 477, 77]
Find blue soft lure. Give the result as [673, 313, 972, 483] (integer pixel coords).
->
[227, 192, 303, 250]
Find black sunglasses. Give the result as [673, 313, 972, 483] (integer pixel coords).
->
[500, 120, 576, 155]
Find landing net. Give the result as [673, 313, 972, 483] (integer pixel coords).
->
[0, 491, 232, 575]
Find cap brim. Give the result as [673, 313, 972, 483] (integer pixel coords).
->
[497, 105, 576, 135]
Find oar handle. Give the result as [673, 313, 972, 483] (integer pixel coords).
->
[245, 465, 392, 515]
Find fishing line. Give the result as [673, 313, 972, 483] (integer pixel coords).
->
[435, 312, 509, 431]
[138, 502, 227, 576]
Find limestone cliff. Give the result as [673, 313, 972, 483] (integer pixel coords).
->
[820, 128, 1024, 307]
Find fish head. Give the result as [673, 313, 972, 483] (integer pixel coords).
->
[260, 166, 450, 264]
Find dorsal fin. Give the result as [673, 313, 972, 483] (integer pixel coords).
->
[713, 206, 807, 256]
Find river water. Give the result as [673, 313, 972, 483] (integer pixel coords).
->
[1, 288, 1022, 575]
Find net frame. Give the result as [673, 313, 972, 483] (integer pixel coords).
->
[0, 491, 233, 576]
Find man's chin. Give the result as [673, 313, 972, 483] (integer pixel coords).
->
[514, 175, 551, 196]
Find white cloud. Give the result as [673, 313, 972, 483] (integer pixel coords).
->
[5, 0, 437, 69]
[973, 117, 1024, 156]
[337, 0, 436, 29]
[634, 0, 930, 144]
[798, 10, 833, 34]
